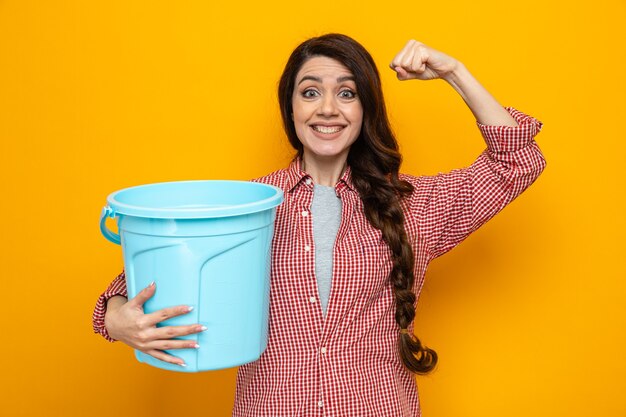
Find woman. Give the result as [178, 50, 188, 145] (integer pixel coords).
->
[93, 34, 545, 416]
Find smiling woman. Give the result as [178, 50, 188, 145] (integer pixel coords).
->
[93, 33, 546, 417]
[290, 56, 363, 180]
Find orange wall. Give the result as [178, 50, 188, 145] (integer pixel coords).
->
[1, 1, 624, 416]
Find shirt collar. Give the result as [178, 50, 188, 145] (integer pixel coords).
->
[285, 157, 356, 194]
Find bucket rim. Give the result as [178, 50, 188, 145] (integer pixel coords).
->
[106, 180, 283, 219]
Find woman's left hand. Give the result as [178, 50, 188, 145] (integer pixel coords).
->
[390, 40, 460, 81]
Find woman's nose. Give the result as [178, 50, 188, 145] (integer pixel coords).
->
[318, 95, 339, 116]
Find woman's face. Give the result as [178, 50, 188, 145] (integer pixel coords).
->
[291, 56, 363, 164]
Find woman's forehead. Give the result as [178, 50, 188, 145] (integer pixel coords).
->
[296, 56, 354, 83]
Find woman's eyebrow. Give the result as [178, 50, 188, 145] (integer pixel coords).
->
[298, 75, 322, 85]
[297, 75, 356, 85]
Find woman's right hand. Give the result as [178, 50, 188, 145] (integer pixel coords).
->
[104, 281, 205, 367]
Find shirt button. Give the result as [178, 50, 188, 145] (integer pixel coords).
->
[318, 400, 323, 408]
[304, 245, 311, 252]
[309, 296, 317, 304]
[301, 210, 309, 217]
[320, 347, 327, 354]
[305, 178, 312, 185]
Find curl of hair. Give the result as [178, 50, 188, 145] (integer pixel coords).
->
[278, 33, 437, 374]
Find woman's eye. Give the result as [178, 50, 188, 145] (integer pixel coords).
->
[302, 89, 319, 98]
[339, 90, 356, 99]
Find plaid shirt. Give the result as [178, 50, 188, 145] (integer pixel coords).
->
[94, 107, 545, 417]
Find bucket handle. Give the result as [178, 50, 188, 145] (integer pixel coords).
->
[100, 206, 121, 245]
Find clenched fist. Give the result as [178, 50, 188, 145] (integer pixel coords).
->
[390, 40, 460, 81]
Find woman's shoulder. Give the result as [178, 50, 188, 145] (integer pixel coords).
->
[251, 167, 290, 189]
[399, 172, 424, 187]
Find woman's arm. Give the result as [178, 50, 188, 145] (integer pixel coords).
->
[406, 107, 545, 258]
[390, 40, 545, 259]
[444, 63, 518, 127]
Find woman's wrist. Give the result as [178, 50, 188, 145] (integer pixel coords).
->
[442, 62, 472, 99]
[104, 296, 127, 340]
[106, 295, 128, 312]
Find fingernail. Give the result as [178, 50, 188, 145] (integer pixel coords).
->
[200, 325, 208, 331]
[179, 362, 187, 367]
[193, 343, 200, 349]
[148, 281, 155, 287]
[187, 306, 194, 312]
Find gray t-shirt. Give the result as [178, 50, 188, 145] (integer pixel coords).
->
[311, 184, 342, 315]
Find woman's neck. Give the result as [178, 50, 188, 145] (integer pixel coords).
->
[301, 153, 348, 187]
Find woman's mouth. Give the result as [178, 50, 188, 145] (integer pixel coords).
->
[311, 125, 345, 134]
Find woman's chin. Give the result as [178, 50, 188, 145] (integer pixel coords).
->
[304, 147, 350, 162]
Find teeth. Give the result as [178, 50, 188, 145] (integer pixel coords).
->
[313, 125, 343, 134]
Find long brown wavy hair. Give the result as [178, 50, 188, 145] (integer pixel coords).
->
[278, 33, 437, 374]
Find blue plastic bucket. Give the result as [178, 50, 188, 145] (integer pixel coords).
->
[99, 180, 283, 372]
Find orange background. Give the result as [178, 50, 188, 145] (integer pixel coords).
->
[1, 1, 624, 416]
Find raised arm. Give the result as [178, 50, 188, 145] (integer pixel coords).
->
[391, 40, 546, 258]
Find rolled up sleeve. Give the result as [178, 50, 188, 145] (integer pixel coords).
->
[92, 270, 128, 342]
[412, 106, 546, 259]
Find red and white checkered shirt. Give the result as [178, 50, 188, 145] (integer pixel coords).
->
[93, 107, 545, 417]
